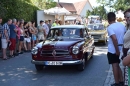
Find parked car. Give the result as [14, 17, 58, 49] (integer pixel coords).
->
[31, 25, 95, 71]
[87, 23, 108, 45]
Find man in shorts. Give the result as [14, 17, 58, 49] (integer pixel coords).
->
[1, 19, 12, 60]
[37, 20, 46, 42]
[9, 19, 17, 57]
[107, 12, 126, 86]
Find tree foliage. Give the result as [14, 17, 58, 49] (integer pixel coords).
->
[31, 0, 56, 9]
[86, 6, 107, 19]
[0, 0, 39, 22]
[96, 0, 130, 11]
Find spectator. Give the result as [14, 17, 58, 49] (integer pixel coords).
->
[47, 20, 52, 29]
[18, 22, 24, 54]
[37, 20, 46, 42]
[20, 19, 24, 24]
[58, 20, 62, 25]
[52, 19, 60, 27]
[0, 17, 2, 51]
[107, 12, 125, 86]
[9, 19, 17, 57]
[23, 22, 29, 52]
[1, 19, 12, 60]
[43, 20, 49, 36]
[28, 22, 34, 49]
[31, 21, 37, 48]
[14, 20, 20, 56]
[122, 8, 130, 86]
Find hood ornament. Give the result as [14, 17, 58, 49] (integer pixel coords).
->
[52, 50, 56, 57]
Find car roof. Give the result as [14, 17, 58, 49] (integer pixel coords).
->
[88, 23, 104, 25]
[51, 25, 86, 29]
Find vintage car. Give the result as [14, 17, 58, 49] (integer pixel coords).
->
[87, 23, 108, 45]
[31, 25, 95, 71]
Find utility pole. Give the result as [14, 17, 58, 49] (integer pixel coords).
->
[58, 0, 59, 3]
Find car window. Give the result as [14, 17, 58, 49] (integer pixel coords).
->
[88, 24, 104, 30]
[47, 28, 84, 39]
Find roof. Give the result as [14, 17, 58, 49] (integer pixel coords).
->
[51, 25, 86, 29]
[56, 2, 77, 13]
[73, 0, 93, 15]
[88, 23, 104, 25]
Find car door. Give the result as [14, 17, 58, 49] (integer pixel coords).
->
[84, 28, 94, 59]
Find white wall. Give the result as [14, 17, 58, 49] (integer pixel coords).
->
[80, 2, 93, 17]
[37, 10, 55, 26]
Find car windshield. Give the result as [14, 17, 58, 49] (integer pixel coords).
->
[47, 28, 85, 39]
[87, 24, 104, 30]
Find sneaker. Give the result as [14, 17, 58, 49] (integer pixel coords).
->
[111, 83, 121, 86]
[24, 50, 28, 52]
[9, 55, 15, 58]
[11, 55, 15, 57]
[119, 82, 124, 86]
[18, 52, 23, 54]
[14, 53, 19, 56]
[27, 50, 31, 52]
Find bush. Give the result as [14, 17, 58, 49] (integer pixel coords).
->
[0, 0, 39, 23]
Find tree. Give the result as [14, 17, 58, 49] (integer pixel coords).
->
[96, 0, 130, 11]
[0, 0, 39, 22]
[31, 0, 56, 9]
[86, 6, 107, 20]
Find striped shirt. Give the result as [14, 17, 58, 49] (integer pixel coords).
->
[2, 23, 10, 39]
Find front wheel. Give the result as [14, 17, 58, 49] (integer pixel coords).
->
[103, 39, 107, 45]
[77, 57, 86, 71]
[35, 65, 43, 71]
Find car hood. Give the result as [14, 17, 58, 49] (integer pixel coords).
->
[89, 30, 106, 35]
[36, 38, 84, 50]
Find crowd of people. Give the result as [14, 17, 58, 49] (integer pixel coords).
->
[0, 18, 57, 60]
[106, 8, 130, 86]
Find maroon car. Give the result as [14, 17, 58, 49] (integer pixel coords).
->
[31, 25, 95, 71]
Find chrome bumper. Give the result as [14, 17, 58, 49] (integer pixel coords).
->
[31, 60, 83, 65]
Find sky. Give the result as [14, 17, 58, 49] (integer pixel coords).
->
[54, 0, 99, 7]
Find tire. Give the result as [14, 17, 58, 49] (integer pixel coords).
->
[91, 49, 94, 59]
[77, 57, 85, 71]
[35, 65, 43, 71]
[103, 39, 107, 45]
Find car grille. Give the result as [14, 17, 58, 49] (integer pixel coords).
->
[41, 49, 70, 57]
[91, 35, 101, 39]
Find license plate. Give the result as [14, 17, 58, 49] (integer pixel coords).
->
[45, 61, 63, 65]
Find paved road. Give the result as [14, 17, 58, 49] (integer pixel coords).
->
[0, 44, 109, 86]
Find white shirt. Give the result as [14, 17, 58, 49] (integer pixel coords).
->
[43, 24, 49, 35]
[107, 22, 126, 54]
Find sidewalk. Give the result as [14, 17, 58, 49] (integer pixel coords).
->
[103, 63, 128, 86]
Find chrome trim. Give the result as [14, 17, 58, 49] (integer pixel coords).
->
[31, 60, 83, 65]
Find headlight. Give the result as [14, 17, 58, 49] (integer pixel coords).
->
[31, 47, 38, 54]
[72, 46, 79, 54]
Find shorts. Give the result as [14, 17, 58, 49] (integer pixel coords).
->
[1, 39, 8, 49]
[38, 35, 44, 40]
[9, 38, 16, 50]
[24, 37, 31, 43]
[32, 35, 36, 41]
[107, 52, 120, 64]
[20, 36, 24, 41]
